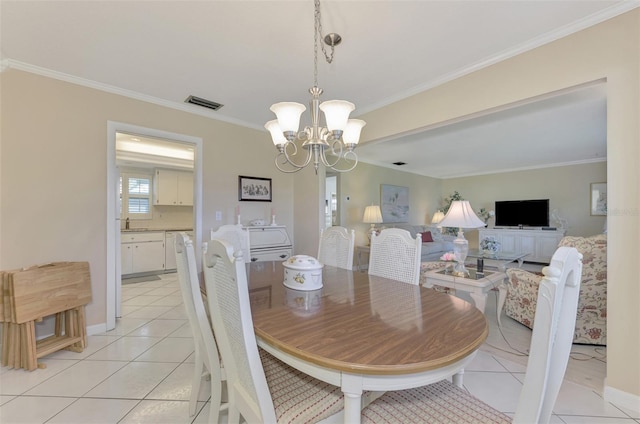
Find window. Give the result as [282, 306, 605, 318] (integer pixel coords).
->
[120, 172, 153, 220]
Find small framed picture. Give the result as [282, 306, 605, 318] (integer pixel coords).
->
[239, 176, 272, 202]
[590, 182, 607, 216]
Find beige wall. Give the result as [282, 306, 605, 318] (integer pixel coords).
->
[443, 162, 608, 247]
[0, 69, 294, 328]
[359, 10, 640, 401]
[337, 162, 442, 246]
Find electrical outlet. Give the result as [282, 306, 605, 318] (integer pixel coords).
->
[215, 211, 222, 221]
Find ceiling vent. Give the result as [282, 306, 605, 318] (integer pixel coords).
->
[185, 95, 223, 111]
[392, 161, 407, 166]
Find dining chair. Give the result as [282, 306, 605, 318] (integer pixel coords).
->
[202, 238, 345, 423]
[317, 226, 356, 270]
[210, 224, 251, 261]
[175, 233, 226, 423]
[361, 246, 583, 424]
[368, 228, 422, 285]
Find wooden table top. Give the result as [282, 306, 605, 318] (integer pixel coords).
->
[248, 262, 488, 376]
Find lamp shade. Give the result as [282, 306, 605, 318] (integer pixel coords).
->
[431, 210, 445, 224]
[319, 100, 355, 131]
[264, 120, 287, 146]
[270, 102, 306, 133]
[363, 205, 383, 224]
[342, 119, 366, 145]
[438, 201, 485, 229]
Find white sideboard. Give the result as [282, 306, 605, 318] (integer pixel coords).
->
[478, 228, 566, 264]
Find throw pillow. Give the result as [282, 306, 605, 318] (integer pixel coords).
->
[421, 231, 434, 242]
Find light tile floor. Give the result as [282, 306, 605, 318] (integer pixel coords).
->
[0, 272, 638, 424]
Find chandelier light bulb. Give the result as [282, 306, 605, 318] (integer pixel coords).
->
[264, 120, 287, 146]
[270, 102, 306, 133]
[342, 119, 366, 146]
[319, 100, 355, 132]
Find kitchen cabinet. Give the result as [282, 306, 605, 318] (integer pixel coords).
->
[154, 169, 193, 206]
[121, 232, 165, 275]
[164, 231, 193, 272]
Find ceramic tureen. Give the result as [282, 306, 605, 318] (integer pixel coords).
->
[282, 255, 323, 290]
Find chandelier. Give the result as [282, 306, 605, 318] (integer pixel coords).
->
[265, 0, 365, 174]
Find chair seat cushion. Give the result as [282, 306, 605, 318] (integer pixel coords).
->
[361, 380, 510, 424]
[260, 349, 344, 423]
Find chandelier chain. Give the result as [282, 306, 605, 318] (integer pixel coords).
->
[314, 0, 334, 88]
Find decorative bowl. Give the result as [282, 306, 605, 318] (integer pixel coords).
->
[282, 255, 323, 290]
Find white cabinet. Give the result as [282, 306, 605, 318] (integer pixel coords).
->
[154, 169, 193, 206]
[479, 228, 565, 264]
[121, 232, 165, 275]
[164, 232, 177, 271]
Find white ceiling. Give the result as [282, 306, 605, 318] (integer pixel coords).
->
[2, 1, 634, 177]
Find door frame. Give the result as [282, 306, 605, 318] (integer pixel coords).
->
[106, 121, 203, 330]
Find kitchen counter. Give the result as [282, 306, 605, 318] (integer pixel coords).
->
[121, 228, 193, 233]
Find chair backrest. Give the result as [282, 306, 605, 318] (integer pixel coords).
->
[514, 246, 583, 423]
[174, 232, 221, 383]
[368, 228, 422, 285]
[210, 224, 250, 261]
[317, 226, 355, 270]
[202, 238, 276, 423]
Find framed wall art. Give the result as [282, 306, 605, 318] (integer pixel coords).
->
[239, 176, 272, 202]
[380, 184, 409, 223]
[590, 182, 607, 216]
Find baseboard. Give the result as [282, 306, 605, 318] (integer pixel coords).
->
[87, 322, 107, 336]
[604, 380, 640, 413]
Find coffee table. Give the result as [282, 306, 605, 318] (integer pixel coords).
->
[466, 249, 529, 271]
[423, 268, 506, 322]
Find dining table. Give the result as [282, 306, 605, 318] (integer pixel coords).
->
[247, 261, 489, 424]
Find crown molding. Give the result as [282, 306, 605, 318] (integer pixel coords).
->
[357, 2, 640, 117]
[2, 59, 264, 131]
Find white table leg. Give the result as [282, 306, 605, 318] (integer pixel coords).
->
[452, 369, 464, 387]
[468, 292, 487, 313]
[497, 280, 508, 328]
[342, 374, 363, 424]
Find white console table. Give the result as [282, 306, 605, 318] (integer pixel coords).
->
[479, 228, 565, 264]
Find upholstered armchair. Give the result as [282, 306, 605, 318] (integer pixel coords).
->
[504, 233, 607, 345]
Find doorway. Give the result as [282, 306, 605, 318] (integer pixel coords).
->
[106, 122, 203, 331]
[325, 174, 338, 228]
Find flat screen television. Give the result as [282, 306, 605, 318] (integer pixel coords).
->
[494, 199, 549, 228]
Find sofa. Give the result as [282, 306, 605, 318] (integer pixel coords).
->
[504, 233, 607, 345]
[383, 224, 455, 262]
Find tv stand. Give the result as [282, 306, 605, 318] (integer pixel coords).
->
[479, 228, 566, 264]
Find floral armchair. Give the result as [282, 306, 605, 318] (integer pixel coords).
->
[504, 233, 607, 345]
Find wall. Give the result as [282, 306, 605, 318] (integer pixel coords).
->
[0, 69, 294, 329]
[358, 10, 640, 405]
[338, 162, 442, 247]
[442, 162, 608, 247]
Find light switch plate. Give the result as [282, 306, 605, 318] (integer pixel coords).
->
[215, 211, 222, 221]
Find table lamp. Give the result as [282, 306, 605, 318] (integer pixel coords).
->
[437, 200, 485, 276]
[363, 205, 383, 245]
[431, 210, 445, 233]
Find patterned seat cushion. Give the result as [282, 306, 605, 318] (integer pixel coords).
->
[260, 349, 344, 423]
[361, 380, 510, 424]
[505, 233, 607, 345]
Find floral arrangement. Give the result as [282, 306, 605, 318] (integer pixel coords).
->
[440, 251, 457, 262]
[476, 208, 495, 224]
[480, 236, 501, 253]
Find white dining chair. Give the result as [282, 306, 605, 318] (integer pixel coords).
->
[368, 228, 422, 285]
[175, 233, 226, 423]
[202, 238, 345, 423]
[210, 224, 250, 261]
[361, 246, 583, 424]
[318, 226, 356, 270]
